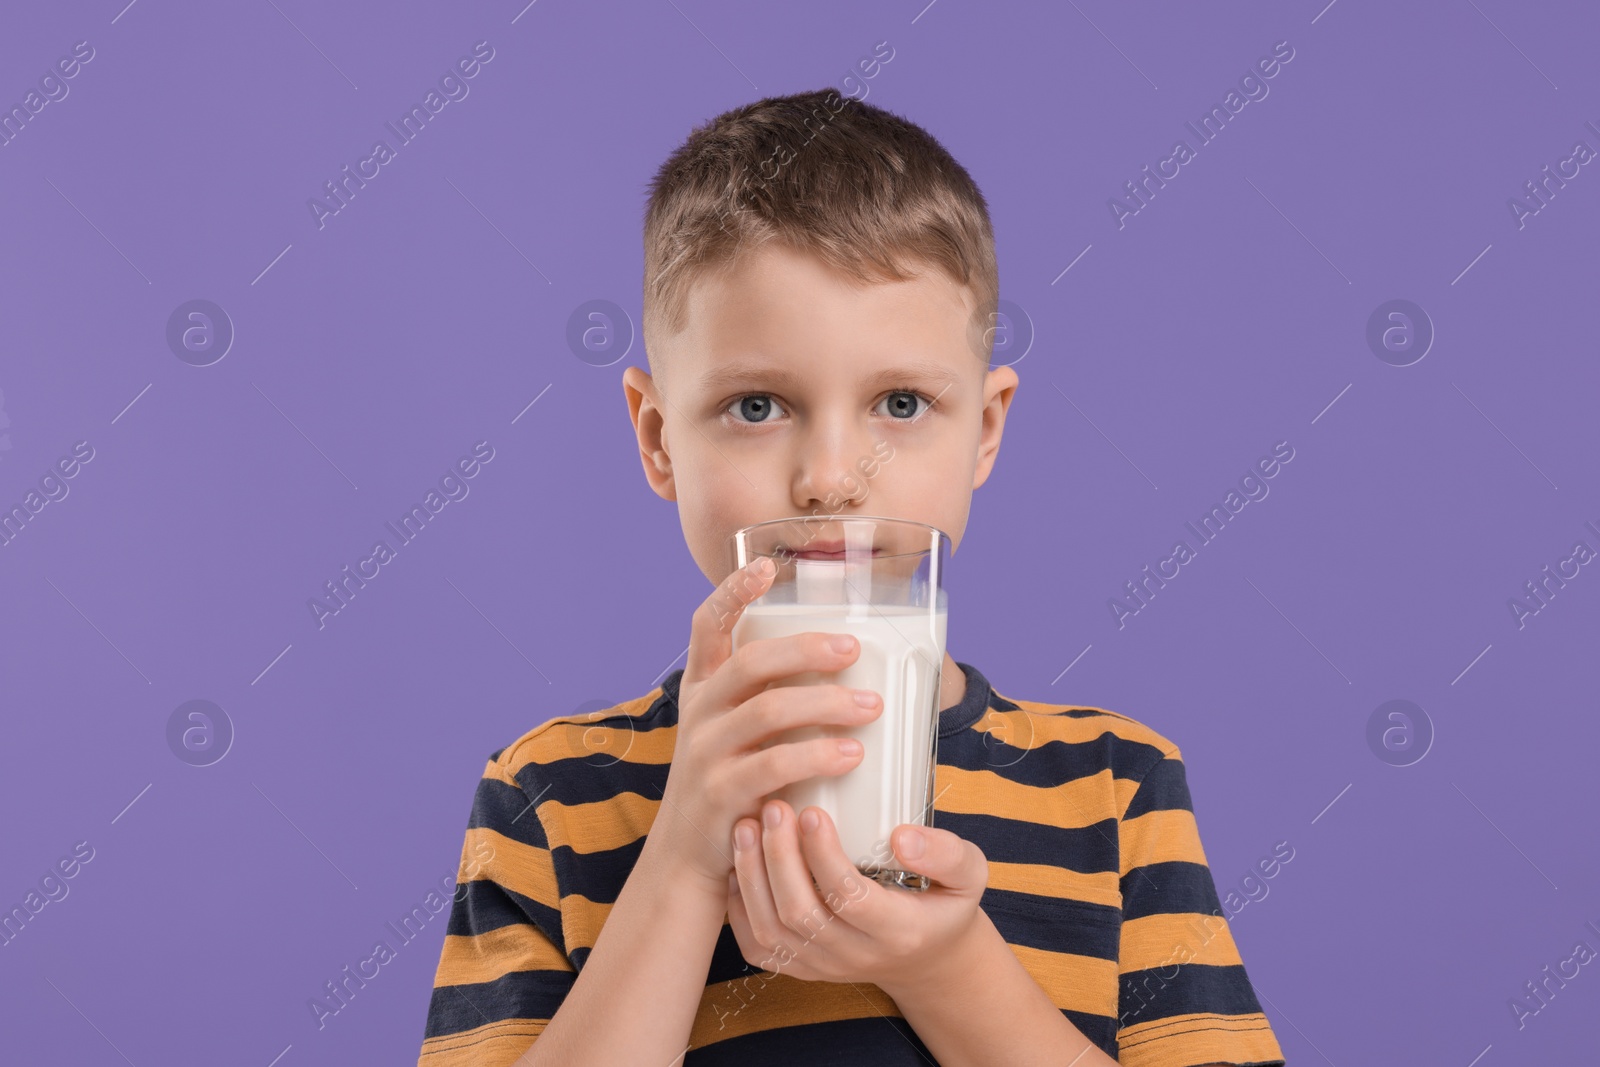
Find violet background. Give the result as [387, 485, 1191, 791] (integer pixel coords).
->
[2, 1, 1596, 1064]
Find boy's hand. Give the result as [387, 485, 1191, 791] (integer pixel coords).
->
[725, 799, 990, 993]
[652, 557, 885, 895]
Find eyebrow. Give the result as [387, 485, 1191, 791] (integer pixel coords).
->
[695, 356, 962, 394]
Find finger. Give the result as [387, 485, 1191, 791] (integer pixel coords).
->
[732, 815, 788, 957]
[760, 800, 859, 954]
[795, 806, 881, 934]
[683, 556, 777, 688]
[890, 824, 989, 893]
[721, 683, 881, 755]
[726, 733, 865, 800]
[698, 630, 864, 723]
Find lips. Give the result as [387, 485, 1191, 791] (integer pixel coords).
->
[794, 542, 878, 561]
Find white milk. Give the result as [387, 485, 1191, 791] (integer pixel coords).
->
[731, 597, 948, 875]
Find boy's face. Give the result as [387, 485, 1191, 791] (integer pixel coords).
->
[624, 241, 1019, 586]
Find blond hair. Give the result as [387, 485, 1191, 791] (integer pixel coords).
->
[641, 88, 998, 368]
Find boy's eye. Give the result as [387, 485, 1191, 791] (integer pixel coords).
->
[723, 390, 935, 425]
[727, 394, 787, 423]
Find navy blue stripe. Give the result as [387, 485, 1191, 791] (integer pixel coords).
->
[1118, 962, 1266, 1029]
[938, 727, 1164, 787]
[981, 886, 1120, 959]
[1122, 755, 1192, 821]
[933, 810, 1120, 874]
[467, 775, 551, 850]
[1121, 860, 1222, 921]
[422, 968, 576, 1040]
[443, 879, 566, 957]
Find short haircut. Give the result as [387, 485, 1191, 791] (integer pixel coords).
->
[641, 88, 998, 372]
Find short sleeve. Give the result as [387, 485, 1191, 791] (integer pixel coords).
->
[418, 758, 576, 1067]
[1114, 747, 1286, 1067]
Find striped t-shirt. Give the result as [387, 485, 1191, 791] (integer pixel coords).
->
[418, 661, 1286, 1067]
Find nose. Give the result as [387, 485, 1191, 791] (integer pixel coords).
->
[791, 419, 874, 513]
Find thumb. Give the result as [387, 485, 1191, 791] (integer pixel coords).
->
[891, 825, 987, 892]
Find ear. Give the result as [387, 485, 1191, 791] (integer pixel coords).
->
[623, 365, 677, 501]
[972, 364, 1018, 490]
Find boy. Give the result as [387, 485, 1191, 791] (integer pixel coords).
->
[417, 89, 1286, 1067]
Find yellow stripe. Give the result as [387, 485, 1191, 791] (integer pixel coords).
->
[498, 692, 672, 777]
[432, 925, 574, 987]
[539, 792, 660, 855]
[1118, 912, 1242, 973]
[986, 860, 1122, 909]
[418, 1018, 547, 1066]
[466, 828, 560, 910]
[935, 764, 1142, 830]
[1009, 942, 1120, 1017]
[976, 702, 1178, 756]
[1119, 808, 1205, 875]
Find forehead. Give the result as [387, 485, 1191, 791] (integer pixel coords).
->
[672, 242, 984, 387]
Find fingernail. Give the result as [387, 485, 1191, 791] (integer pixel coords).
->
[754, 557, 774, 577]
[830, 634, 856, 653]
[800, 809, 820, 834]
[899, 829, 925, 859]
[853, 689, 878, 707]
[735, 823, 755, 851]
[762, 803, 781, 829]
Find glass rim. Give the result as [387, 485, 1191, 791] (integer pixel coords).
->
[731, 513, 951, 545]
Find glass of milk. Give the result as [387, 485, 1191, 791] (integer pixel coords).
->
[729, 515, 950, 892]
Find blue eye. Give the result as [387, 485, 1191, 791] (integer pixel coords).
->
[726, 394, 787, 423]
[877, 390, 932, 420]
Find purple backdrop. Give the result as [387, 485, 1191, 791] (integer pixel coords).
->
[2, 1, 1596, 1064]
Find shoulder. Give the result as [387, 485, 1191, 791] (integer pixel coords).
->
[487, 684, 678, 786]
[984, 684, 1183, 783]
